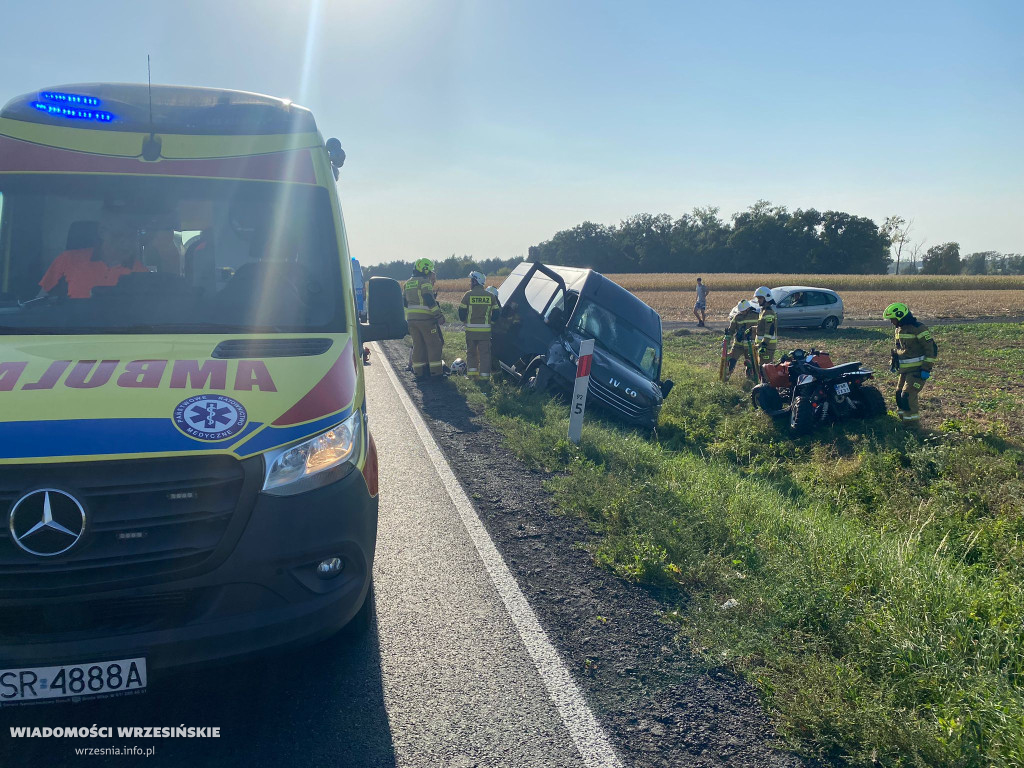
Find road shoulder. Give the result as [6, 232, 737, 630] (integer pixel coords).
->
[375, 340, 805, 768]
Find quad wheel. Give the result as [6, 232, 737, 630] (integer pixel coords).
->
[851, 385, 886, 418]
[789, 396, 815, 435]
[751, 383, 784, 413]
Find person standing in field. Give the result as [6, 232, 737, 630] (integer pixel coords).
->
[724, 299, 760, 381]
[884, 302, 938, 425]
[694, 277, 709, 327]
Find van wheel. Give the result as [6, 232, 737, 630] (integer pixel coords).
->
[822, 316, 840, 331]
[526, 363, 552, 392]
[789, 396, 815, 435]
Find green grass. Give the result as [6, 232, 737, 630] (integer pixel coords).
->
[420, 322, 1024, 766]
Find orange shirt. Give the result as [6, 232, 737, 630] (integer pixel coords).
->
[39, 248, 148, 299]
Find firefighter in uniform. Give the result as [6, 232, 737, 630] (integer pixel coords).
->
[884, 302, 938, 424]
[458, 271, 501, 380]
[724, 299, 760, 381]
[753, 286, 779, 366]
[403, 258, 445, 378]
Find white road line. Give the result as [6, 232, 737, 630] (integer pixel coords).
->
[374, 344, 624, 768]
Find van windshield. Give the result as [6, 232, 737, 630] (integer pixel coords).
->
[0, 175, 343, 335]
[569, 298, 662, 379]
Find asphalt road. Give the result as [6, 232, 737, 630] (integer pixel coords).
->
[1, 352, 610, 768]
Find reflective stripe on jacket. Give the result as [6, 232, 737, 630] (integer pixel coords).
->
[895, 320, 938, 372]
[458, 286, 500, 333]
[755, 305, 778, 344]
[404, 276, 442, 321]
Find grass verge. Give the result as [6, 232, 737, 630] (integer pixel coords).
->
[425, 321, 1024, 766]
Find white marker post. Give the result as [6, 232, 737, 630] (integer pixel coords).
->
[568, 338, 595, 445]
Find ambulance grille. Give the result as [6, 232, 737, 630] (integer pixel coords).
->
[0, 590, 200, 640]
[212, 338, 333, 359]
[0, 456, 253, 596]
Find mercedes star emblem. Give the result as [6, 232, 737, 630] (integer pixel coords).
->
[8, 489, 87, 557]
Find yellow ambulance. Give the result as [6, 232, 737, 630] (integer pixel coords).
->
[0, 84, 407, 703]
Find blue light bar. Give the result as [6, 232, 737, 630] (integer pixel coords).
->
[39, 91, 101, 107]
[30, 101, 115, 123]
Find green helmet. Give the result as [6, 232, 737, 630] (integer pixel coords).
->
[883, 302, 910, 322]
[414, 258, 435, 274]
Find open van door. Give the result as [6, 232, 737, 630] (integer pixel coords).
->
[493, 263, 567, 369]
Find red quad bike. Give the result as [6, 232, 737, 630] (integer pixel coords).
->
[751, 349, 886, 435]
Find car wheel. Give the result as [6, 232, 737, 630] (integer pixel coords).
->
[822, 316, 840, 331]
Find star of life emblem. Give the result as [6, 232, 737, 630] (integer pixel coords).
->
[173, 395, 247, 441]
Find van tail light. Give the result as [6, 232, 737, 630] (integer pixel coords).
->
[362, 433, 379, 498]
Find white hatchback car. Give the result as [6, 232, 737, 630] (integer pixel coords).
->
[772, 286, 844, 330]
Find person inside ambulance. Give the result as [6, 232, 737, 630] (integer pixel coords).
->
[142, 227, 184, 275]
[37, 209, 147, 299]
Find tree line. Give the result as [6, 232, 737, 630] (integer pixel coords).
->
[915, 244, 1024, 275]
[363, 201, 1022, 279]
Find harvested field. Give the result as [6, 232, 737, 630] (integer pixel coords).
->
[435, 288, 1023, 322]
[603, 273, 1024, 292]
[631, 289, 1023, 321]
[434, 272, 1024, 294]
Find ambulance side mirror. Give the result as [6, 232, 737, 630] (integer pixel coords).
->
[360, 277, 408, 342]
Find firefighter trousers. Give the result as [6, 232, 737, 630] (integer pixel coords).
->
[466, 333, 492, 379]
[727, 340, 755, 380]
[409, 319, 444, 377]
[756, 342, 777, 366]
[896, 372, 926, 423]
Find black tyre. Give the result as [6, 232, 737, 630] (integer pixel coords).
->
[852, 384, 886, 418]
[751, 384, 784, 413]
[526, 363, 552, 392]
[822, 316, 840, 331]
[789, 395, 815, 435]
[344, 578, 376, 637]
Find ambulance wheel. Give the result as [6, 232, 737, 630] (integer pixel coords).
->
[344, 579, 376, 637]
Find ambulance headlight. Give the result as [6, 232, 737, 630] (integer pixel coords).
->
[262, 411, 362, 495]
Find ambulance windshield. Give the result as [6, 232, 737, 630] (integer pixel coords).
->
[0, 175, 343, 334]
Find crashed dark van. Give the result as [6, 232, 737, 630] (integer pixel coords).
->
[493, 263, 672, 429]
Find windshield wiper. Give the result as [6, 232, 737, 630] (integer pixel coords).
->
[0, 323, 263, 335]
[0, 326, 71, 335]
[118, 323, 262, 333]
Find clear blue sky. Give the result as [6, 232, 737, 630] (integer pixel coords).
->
[1, 0, 1021, 265]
